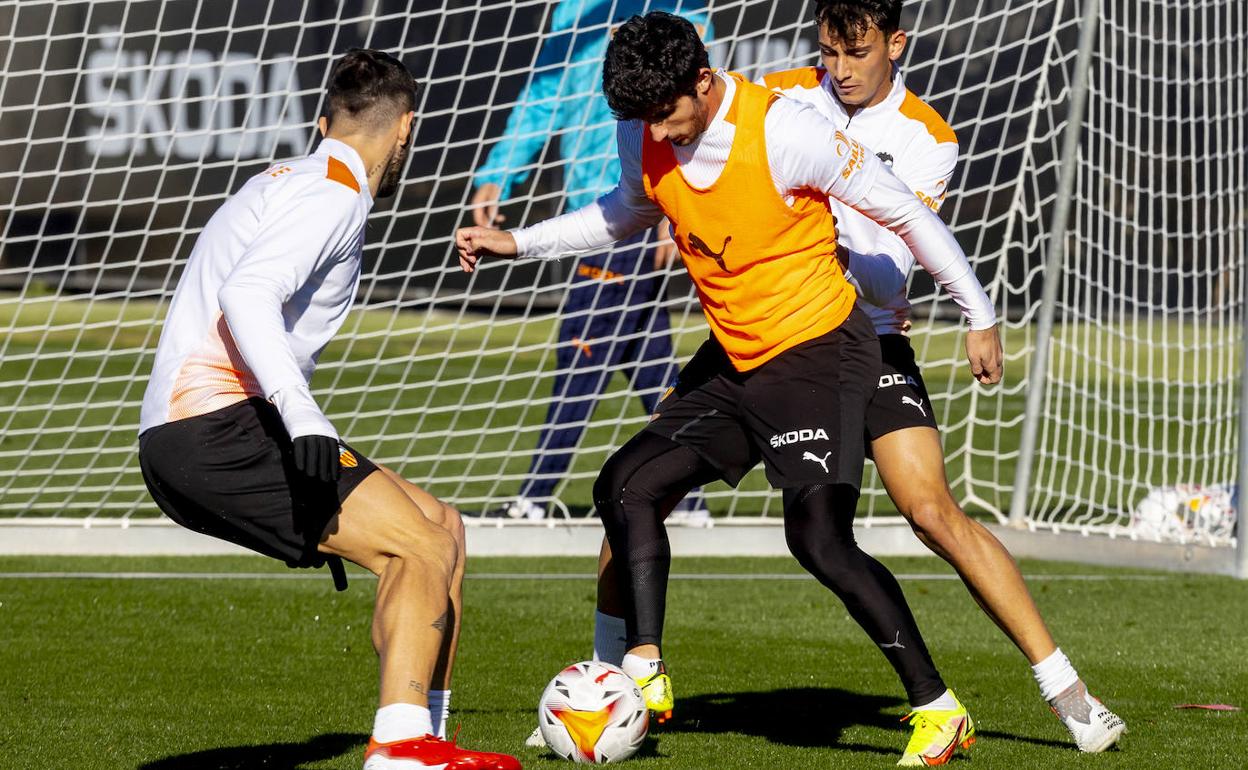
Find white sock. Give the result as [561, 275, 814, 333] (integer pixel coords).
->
[592, 611, 627, 667]
[373, 702, 433, 743]
[428, 689, 451, 739]
[620, 652, 661, 680]
[913, 689, 959, 712]
[1032, 647, 1081, 702]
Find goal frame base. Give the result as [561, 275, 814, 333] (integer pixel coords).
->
[0, 518, 1236, 575]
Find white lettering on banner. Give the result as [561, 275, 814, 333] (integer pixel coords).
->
[769, 428, 830, 449]
[84, 28, 307, 160]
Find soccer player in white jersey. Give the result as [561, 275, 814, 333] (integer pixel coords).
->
[137, 49, 519, 770]
[458, 11, 1005, 765]
[755, 0, 1125, 754]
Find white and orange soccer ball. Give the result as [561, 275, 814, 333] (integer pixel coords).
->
[538, 661, 649, 764]
[1131, 483, 1237, 543]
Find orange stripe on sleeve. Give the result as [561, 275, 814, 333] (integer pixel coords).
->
[761, 66, 826, 92]
[900, 90, 957, 145]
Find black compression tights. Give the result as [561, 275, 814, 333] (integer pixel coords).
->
[594, 433, 946, 707]
[593, 432, 721, 651]
[783, 483, 946, 706]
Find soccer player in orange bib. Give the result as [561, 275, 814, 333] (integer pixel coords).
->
[457, 12, 996, 766]
[139, 50, 518, 770]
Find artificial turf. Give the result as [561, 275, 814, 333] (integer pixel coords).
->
[1, 554, 1244, 768]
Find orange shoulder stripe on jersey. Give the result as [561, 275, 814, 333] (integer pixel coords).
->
[761, 66, 826, 91]
[900, 90, 957, 145]
[326, 156, 361, 192]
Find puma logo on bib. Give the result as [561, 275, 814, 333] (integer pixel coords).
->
[689, 232, 731, 272]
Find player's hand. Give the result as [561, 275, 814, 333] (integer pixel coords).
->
[654, 220, 679, 269]
[293, 435, 341, 483]
[965, 324, 1003, 384]
[471, 183, 504, 227]
[455, 226, 518, 272]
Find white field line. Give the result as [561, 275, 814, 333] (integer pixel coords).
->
[0, 572, 1170, 582]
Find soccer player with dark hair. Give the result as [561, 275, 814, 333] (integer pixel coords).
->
[139, 49, 518, 770]
[757, 0, 1126, 754]
[457, 12, 999, 765]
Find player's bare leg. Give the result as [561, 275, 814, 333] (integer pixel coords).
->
[872, 425, 1125, 751]
[872, 426, 1053, 661]
[376, 468, 464, 686]
[375, 465, 465, 738]
[319, 470, 457, 707]
[319, 471, 518, 769]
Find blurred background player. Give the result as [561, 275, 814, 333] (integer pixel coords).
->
[137, 49, 518, 770]
[456, 11, 1004, 765]
[760, 0, 1125, 752]
[469, 0, 711, 523]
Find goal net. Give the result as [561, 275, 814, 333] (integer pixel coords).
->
[1, 0, 1244, 545]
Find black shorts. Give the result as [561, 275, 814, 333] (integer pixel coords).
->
[138, 397, 378, 568]
[865, 334, 939, 444]
[644, 307, 880, 489]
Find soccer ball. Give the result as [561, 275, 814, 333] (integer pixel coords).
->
[1131, 483, 1237, 543]
[538, 661, 649, 764]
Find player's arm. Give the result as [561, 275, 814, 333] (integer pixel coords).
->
[769, 100, 1002, 383]
[845, 152, 1001, 385]
[840, 243, 908, 306]
[471, 43, 565, 226]
[841, 142, 959, 306]
[217, 181, 358, 478]
[457, 121, 663, 272]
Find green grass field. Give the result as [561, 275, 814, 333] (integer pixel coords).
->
[1, 555, 1244, 769]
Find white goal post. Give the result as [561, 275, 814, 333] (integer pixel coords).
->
[0, 1, 1244, 573]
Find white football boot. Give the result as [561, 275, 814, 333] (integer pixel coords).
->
[1050, 680, 1126, 752]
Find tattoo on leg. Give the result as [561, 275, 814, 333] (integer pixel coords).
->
[432, 611, 449, 633]
[408, 680, 426, 694]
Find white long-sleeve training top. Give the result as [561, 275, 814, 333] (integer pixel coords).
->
[139, 138, 373, 441]
[510, 71, 996, 332]
[763, 65, 971, 335]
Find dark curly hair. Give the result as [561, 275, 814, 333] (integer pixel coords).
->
[325, 48, 420, 129]
[602, 11, 711, 122]
[814, 0, 903, 43]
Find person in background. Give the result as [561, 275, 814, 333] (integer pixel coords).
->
[468, 0, 712, 524]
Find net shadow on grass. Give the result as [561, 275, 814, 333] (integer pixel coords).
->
[136, 731, 366, 770]
[669, 687, 903, 754]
